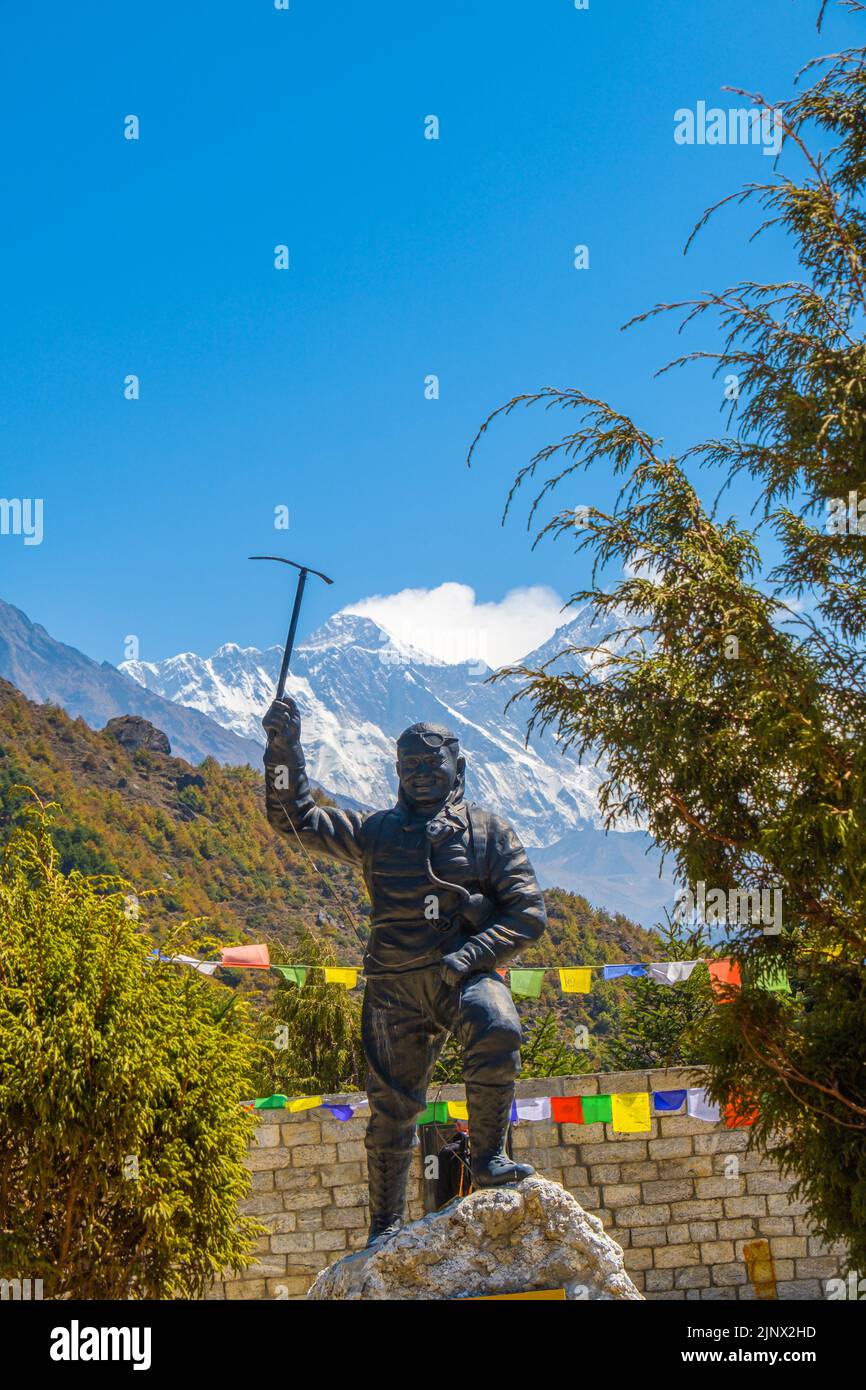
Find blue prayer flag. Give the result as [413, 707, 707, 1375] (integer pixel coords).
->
[652, 1089, 687, 1113]
[324, 1104, 355, 1122]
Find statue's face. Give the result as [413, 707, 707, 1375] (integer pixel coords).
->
[396, 733, 462, 809]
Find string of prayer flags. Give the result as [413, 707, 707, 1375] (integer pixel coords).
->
[417, 1102, 449, 1126]
[324, 967, 359, 989]
[611, 1092, 652, 1133]
[515, 1096, 552, 1122]
[550, 1096, 583, 1124]
[652, 1089, 687, 1113]
[221, 943, 271, 969]
[708, 958, 741, 1000]
[558, 968, 592, 994]
[245, 1086, 742, 1128]
[580, 1094, 613, 1125]
[217, 955, 767, 993]
[273, 965, 308, 989]
[649, 961, 700, 987]
[510, 969, 545, 998]
[687, 1088, 721, 1122]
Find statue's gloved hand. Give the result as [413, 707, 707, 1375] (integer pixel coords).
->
[262, 697, 302, 748]
[441, 937, 494, 987]
[440, 952, 472, 987]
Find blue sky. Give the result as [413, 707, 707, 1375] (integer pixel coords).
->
[1, 0, 858, 670]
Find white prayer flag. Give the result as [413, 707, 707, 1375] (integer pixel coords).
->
[170, 954, 220, 975]
[649, 961, 701, 987]
[687, 1087, 721, 1122]
[515, 1097, 552, 1122]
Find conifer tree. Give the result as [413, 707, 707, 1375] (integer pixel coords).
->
[471, 6, 866, 1265]
[255, 929, 366, 1096]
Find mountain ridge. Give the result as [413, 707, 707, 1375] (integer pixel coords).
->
[0, 598, 265, 769]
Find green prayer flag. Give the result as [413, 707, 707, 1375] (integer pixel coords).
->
[254, 1094, 288, 1110]
[273, 965, 308, 989]
[510, 969, 545, 998]
[581, 1094, 613, 1124]
[763, 964, 791, 993]
[417, 1102, 449, 1126]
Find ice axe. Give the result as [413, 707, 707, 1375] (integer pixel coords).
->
[249, 555, 333, 701]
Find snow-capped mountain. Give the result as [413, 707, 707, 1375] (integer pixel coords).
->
[122, 609, 610, 850]
[120, 605, 676, 924]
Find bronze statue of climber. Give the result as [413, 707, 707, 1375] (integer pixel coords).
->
[262, 699, 548, 1246]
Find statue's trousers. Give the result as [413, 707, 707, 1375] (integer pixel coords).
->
[361, 967, 522, 1157]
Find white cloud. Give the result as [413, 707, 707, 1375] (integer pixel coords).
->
[342, 582, 566, 668]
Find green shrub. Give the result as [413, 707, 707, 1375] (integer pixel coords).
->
[0, 801, 261, 1298]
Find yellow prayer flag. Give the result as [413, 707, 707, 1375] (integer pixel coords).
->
[447, 1101, 469, 1121]
[611, 1092, 652, 1134]
[559, 968, 592, 994]
[324, 968, 358, 989]
[287, 1095, 322, 1113]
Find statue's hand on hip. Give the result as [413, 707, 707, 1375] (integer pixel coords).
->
[440, 950, 474, 988]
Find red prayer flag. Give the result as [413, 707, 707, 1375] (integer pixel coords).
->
[724, 1095, 759, 1128]
[708, 958, 741, 1000]
[551, 1096, 584, 1124]
[220, 944, 271, 969]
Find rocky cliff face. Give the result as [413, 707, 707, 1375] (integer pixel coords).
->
[104, 715, 171, 755]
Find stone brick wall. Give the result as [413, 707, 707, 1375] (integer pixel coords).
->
[209, 1067, 846, 1301]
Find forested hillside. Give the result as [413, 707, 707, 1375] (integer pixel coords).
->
[0, 677, 661, 1048]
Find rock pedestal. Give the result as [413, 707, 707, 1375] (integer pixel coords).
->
[307, 1176, 643, 1301]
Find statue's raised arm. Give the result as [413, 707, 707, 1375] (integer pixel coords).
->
[263, 696, 368, 864]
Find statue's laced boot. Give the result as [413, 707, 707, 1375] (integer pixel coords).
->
[365, 1149, 413, 1248]
[467, 1082, 535, 1188]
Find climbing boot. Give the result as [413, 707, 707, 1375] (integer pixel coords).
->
[466, 1082, 535, 1187]
[365, 1148, 413, 1246]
